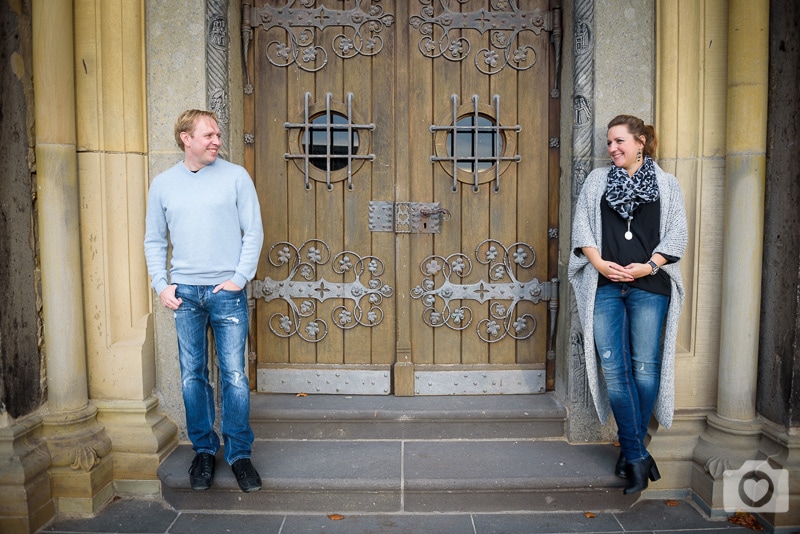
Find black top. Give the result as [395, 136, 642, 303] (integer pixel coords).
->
[598, 194, 676, 296]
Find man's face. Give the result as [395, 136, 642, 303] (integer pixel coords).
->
[182, 116, 221, 171]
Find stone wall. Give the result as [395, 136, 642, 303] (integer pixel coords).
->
[558, 0, 656, 443]
[146, 0, 209, 440]
[0, 0, 41, 420]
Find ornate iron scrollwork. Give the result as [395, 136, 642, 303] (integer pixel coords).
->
[246, 0, 395, 73]
[410, 0, 556, 76]
[411, 240, 557, 343]
[251, 240, 393, 342]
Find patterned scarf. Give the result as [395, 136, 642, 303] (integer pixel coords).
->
[605, 156, 660, 220]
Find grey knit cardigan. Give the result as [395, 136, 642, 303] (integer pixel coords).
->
[568, 162, 688, 428]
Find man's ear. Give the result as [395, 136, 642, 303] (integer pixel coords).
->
[180, 130, 191, 146]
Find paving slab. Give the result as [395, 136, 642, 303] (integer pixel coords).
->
[170, 512, 285, 534]
[472, 511, 626, 533]
[614, 498, 752, 532]
[280, 513, 476, 534]
[249, 393, 567, 440]
[40, 497, 177, 533]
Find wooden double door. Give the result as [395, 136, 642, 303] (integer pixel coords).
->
[244, 0, 561, 395]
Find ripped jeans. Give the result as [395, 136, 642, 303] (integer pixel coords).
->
[174, 284, 254, 465]
[593, 283, 669, 464]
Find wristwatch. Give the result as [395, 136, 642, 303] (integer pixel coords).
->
[647, 260, 660, 275]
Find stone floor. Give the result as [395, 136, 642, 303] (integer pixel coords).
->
[40, 496, 757, 534]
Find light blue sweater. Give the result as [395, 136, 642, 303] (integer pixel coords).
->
[144, 158, 264, 296]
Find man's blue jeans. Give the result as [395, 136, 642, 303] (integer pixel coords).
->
[593, 283, 669, 464]
[174, 284, 254, 465]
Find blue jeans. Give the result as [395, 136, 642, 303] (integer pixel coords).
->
[174, 284, 254, 465]
[593, 284, 669, 464]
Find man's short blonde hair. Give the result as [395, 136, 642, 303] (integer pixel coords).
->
[174, 110, 219, 151]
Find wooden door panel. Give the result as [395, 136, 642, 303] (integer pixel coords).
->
[245, 0, 559, 395]
[252, 15, 289, 366]
[368, 1, 397, 368]
[314, 9, 345, 367]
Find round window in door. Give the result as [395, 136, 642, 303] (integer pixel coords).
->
[287, 92, 374, 190]
[303, 112, 359, 172]
[433, 95, 519, 191]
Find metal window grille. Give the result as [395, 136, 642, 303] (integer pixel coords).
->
[285, 92, 375, 191]
[431, 94, 521, 192]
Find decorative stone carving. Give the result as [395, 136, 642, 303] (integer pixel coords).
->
[71, 445, 100, 472]
[705, 456, 732, 479]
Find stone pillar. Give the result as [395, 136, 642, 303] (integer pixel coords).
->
[0, 3, 55, 532]
[72, 0, 178, 495]
[692, 0, 769, 515]
[32, 0, 113, 515]
[648, 0, 729, 491]
[754, 0, 800, 529]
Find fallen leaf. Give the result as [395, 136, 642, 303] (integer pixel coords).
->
[327, 513, 345, 521]
[584, 512, 596, 518]
[296, 392, 309, 397]
[665, 499, 680, 507]
[728, 512, 764, 531]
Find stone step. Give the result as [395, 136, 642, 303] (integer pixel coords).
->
[248, 392, 567, 440]
[159, 394, 638, 514]
[159, 440, 636, 513]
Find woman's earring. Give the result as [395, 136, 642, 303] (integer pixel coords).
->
[637, 149, 642, 162]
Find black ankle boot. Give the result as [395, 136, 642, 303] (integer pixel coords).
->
[615, 451, 627, 479]
[623, 455, 660, 495]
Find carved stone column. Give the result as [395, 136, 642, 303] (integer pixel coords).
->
[32, 0, 112, 514]
[73, 0, 178, 494]
[208, 0, 230, 159]
[691, 0, 770, 515]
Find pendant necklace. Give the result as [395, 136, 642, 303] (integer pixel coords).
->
[625, 219, 633, 240]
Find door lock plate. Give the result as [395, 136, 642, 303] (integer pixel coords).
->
[369, 201, 445, 234]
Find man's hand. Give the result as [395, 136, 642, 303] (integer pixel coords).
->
[159, 284, 183, 310]
[213, 280, 242, 293]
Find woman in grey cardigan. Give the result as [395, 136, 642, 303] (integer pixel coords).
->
[568, 115, 688, 494]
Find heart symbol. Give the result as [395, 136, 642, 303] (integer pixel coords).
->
[743, 477, 770, 503]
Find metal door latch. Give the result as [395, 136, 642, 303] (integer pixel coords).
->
[369, 201, 447, 234]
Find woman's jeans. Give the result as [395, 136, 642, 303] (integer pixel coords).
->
[593, 284, 669, 464]
[174, 284, 254, 465]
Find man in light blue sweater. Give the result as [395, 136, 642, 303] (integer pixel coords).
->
[144, 110, 264, 492]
